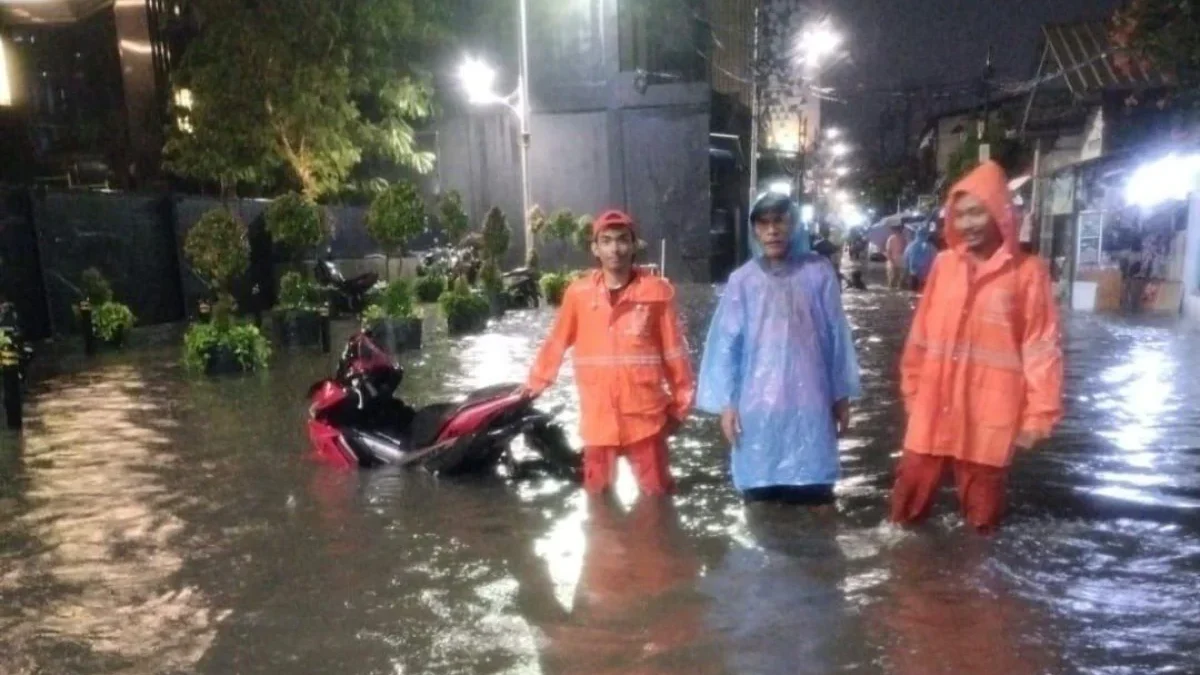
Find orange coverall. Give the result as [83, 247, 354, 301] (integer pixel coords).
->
[527, 269, 695, 495]
[891, 161, 1064, 532]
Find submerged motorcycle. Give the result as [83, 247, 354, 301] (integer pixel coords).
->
[307, 330, 581, 481]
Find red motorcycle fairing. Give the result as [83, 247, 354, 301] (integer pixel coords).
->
[307, 419, 356, 468]
[435, 392, 525, 444]
[308, 380, 348, 415]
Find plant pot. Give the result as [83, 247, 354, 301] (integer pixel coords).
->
[96, 327, 127, 350]
[271, 309, 323, 348]
[369, 317, 423, 354]
[446, 309, 489, 336]
[487, 292, 507, 318]
[204, 345, 251, 376]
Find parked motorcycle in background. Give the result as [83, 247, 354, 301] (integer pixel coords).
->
[314, 250, 379, 315]
[0, 301, 35, 389]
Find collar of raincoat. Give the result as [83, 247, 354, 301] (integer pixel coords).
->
[943, 160, 1019, 257]
[583, 267, 675, 304]
[748, 192, 812, 267]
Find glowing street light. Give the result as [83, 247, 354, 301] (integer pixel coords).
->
[834, 166, 850, 177]
[830, 142, 852, 158]
[458, 58, 501, 107]
[456, 1, 535, 263]
[794, 20, 843, 72]
[768, 180, 793, 196]
[825, 127, 841, 140]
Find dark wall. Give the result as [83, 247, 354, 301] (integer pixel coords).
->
[0, 191, 52, 339]
[33, 191, 183, 334]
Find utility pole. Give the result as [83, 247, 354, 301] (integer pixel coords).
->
[980, 44, 994, 162]
[748, 3, 761, 206]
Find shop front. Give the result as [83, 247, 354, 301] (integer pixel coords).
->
[1039, 151, 1199, 318]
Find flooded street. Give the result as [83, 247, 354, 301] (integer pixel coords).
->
[2, 284, 1200, 674]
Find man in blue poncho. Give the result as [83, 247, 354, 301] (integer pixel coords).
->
[903, 225, 937, 292]
[697, 193, 862, 507]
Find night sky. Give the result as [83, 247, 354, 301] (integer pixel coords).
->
[821, 0, 1127, 153]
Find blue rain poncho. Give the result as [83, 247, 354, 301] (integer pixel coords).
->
[904, 226, 937, 283]
[697, 195, 862, 491]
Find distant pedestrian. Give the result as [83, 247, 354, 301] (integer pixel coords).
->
[885, 225, 908, 290]
[903, 226, 937, 292]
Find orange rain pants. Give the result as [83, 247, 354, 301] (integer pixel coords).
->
[889, 451, 1008, 534]
[583, 432, 673, 496]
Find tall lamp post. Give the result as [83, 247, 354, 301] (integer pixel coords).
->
[458, 0, 534, 264]
[793, 20, 843, 221]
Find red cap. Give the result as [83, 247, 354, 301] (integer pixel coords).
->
[592, 209, 637, 239]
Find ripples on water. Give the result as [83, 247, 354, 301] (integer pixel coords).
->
[1, 285, 1199, 674]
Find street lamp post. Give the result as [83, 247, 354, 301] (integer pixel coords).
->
[516, 0, 533, 265]
[793, 19, 843, 225]
[458, 0, 535, 265]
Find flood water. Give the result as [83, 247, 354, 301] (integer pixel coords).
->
[2, 283, 1199, 674]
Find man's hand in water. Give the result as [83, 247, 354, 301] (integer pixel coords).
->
[515, 385, 539, 401]
[833, 399, 851, 437]
[720, 408, 741, 446]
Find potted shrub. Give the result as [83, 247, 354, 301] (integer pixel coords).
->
[414, 273, 446, 304]
[437, 190, 470, 246]
[363, 278, 423, 354]
[478, 259, 506, 318]
[539, 272, 570, 306]
[182, 208, 272, 375]
[92, 301, 136, 348]
[265, 191, 331, 263]
[77, 268, 136, 348]
[367, 181, 426, 280]
[480, 206, 511, 266]
[183, 307, 273, 375]
[439, 277, 490, 336]
[270, 271, 324, 348]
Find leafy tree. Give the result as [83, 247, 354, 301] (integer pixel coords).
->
[367, 182, 426, 279]
[437, 190, 471, 245]
[185, 208, 250, 292]
[1116, 0, 1198, 92]
[265, 192, 330, 258]
[165, 0, 443, 198]
[480, 207, 511, 264]
[943, 126, 1023, 195]
[545, 209, 579, 244]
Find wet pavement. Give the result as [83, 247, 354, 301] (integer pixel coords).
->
[2, 283, 1199, 674]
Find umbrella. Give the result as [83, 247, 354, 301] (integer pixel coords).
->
[865, 213, 928, 251]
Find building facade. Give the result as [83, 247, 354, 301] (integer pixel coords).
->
[0, 0, 186, 188]
[436, 0, 718, 280]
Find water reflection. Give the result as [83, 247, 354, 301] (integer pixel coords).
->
[540, 496, 714, 675]
[704, 506, 863, 675]
[2, 288, 1200, 673]
[872, 537, 1063, 675]
[0, 364, 227, 674]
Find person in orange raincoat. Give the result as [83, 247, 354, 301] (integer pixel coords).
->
[522, 210, 695, 495]
[890, 160, 1064, 533]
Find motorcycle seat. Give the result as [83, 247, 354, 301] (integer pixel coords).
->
[409, 403, 457, 448]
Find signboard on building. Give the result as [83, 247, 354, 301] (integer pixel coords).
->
[1081, 108, 1105, 162]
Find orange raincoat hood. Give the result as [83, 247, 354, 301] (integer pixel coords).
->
[944, 161, 1019, 255]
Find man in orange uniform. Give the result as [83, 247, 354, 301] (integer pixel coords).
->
[522, 210, 695, 495]
[890, 161, 1064, 533]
